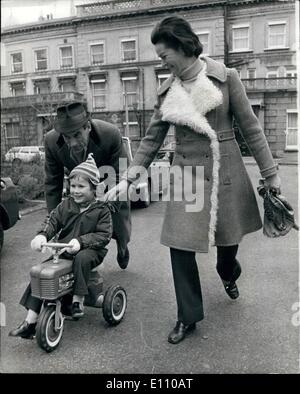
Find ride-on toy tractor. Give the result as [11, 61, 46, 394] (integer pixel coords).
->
[30, 243, 127, 352]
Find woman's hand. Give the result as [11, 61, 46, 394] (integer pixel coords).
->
[264, 173, 281, 194]
[105, 179, 130, 202]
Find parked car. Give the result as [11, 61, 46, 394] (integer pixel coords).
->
[5, 146, 45, 163]
[149, 149, 173, 199]
[122, 137, 171, 208]
[159, 141, 176, 158]
[0, 177, 20, 252]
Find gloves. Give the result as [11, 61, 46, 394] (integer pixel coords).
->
[264, 173, 281, 194]
[65, 239, 81, 254]
[257, 180, 299, 237]
[31, 235, 47, 251]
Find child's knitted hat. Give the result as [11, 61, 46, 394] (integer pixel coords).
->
[69, 153, 100, 185]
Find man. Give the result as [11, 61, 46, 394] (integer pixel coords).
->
[44, 101, 131, 269]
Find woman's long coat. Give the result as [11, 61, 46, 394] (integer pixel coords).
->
[126, 57, 278, 252]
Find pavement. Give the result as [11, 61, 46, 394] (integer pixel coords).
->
[19, 200, 46, 216]
[243, 151, 298, 166]
[279, 151, 298, 165]
[1, 164, 298, 374]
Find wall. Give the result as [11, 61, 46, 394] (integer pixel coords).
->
[264, 91, 297, 157]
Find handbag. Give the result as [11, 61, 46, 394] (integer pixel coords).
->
[257, 180, 299, 237]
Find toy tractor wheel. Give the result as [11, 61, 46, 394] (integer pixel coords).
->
[103, 285, 127, 326]
[36, 305, 64, 352]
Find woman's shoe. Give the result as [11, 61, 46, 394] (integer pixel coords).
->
[222, 263, 241, 300]
[9, 321, 36, 339]
[222, 280, 239, 299]
[168, 321, 196, 344]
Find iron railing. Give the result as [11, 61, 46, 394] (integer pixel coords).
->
[76, 0, 219, 16]
[241, 77, 297, 91]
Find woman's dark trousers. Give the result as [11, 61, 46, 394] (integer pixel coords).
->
[20, 249, 104, 314]
[170, 245, 241, 325]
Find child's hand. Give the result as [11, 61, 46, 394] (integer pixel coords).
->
[65, 239, 81, 254]
[31, 235, 47, 251]
[105, 179, 129, 201]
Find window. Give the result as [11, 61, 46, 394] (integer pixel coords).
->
[59, 46, 73, 68]
[123, 122, 139, 137]
[196, 31, 210, 56]
[11, 52, 23, 73]
[121, 39, 137, 62]
[123, 111, 140, 137]
[286, 111, 298, 150]
[246, 69, 256, 88]
[122, 77, 138, 108]
[286, 70, 297, 78]
[58, 77, 76, 92]
[10, 81, 26, 96]
[90, 43, 105, 65]
[232, 25, 250, 52]
[21, 147, 31, 154]
[5, 122, 21, 147]
[34, 49, 48, 71]
[8, 147, 21, 153]
[268, 22, 287, 49]
[157, 73, 171, 88]
[91, 79, 106, 110]
[33, 79, 50, 94]
[247, 69, 256, 79]
[267, 71, 278, 78]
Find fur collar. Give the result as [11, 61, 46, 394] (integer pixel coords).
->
[160, 63, 223, 129]
[160, 64, 223, 247]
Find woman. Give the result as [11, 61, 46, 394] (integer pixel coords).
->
[106, 16, 281, 344]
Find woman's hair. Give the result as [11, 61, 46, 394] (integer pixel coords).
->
[151, 15, 203, 57]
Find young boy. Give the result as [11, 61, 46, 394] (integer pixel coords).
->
[9, 154, 113, 339]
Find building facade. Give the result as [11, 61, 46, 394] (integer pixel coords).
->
[1, 0, 298, 157]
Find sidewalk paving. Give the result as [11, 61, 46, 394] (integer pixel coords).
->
[2, 164, 298, 374]
[19, 200, 46, 216]
[279, 151, 298, 165]
[243, 151, 298, 166]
